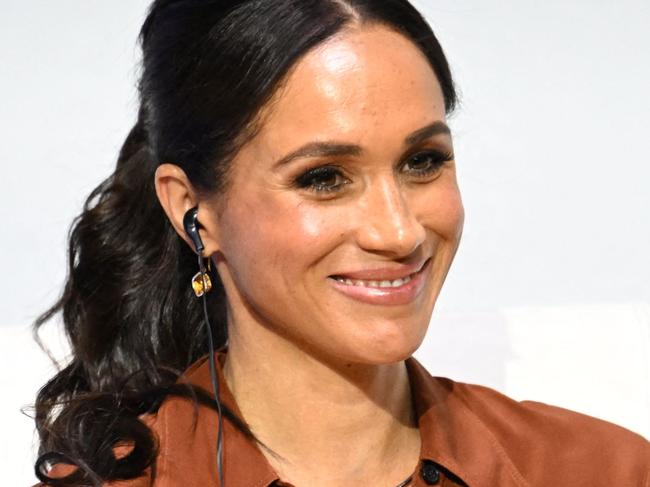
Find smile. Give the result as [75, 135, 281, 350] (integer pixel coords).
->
[328, 258, 431, 306]
[330, 273, 416, 288]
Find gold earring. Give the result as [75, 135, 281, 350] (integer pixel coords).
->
[191, 257, 213, 297]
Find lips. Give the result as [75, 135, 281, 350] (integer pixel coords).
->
[328, 258, 431, 306]
[329, 258, 429, 282]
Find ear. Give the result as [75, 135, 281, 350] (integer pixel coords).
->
[154, 163, 221, 256]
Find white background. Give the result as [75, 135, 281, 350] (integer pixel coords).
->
[1, 1, 649, 483]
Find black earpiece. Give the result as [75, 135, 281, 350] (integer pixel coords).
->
[183, 206, 205, 254]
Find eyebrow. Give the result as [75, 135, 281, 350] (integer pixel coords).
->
[273, 120, 451, 167]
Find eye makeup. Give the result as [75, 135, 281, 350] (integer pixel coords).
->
[399, 148, 454, 179]
[291, 147, 454, 194]
[293, 165, 350, 194]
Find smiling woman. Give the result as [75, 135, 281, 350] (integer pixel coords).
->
[32, 1, 648, 487]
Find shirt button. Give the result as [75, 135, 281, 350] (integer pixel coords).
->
[420, 460, 441, 485]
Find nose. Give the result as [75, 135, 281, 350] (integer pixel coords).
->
[354, 177, 426, 258]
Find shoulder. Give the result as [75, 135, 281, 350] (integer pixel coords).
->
[446, 377, 650, 485]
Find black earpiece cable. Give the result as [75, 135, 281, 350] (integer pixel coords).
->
[198, 253, 225, 486]
[185, 206, 225, 486]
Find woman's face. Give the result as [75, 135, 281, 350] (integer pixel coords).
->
[207, 24, 463, 365]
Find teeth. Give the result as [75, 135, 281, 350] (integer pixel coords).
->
[334, 274, 413, 288]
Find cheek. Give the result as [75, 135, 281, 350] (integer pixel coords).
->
[220, 191, 343, 282]
[418, 181, 464, 240]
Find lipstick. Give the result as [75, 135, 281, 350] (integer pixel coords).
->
[327, 258, 431, 306]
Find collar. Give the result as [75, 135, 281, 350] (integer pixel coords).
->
[179, 351, 280, 486]
[171, 352, 524, 487]
[405, 359, 527, 487]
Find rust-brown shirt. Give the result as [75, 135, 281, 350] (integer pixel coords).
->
[41, 352, 650, 486]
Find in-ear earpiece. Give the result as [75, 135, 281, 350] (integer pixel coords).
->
[183, 206, 205, 254]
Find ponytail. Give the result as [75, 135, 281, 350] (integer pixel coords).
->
[33, 114, 230, 484]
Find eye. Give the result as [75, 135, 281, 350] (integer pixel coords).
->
[401, 149, 453, 179]
[293, 165, 350, 193]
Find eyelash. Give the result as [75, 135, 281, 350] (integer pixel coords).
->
[293, 149, 454, 194]
[294, 165, 349, 194]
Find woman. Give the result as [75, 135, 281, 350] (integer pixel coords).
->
[33, 1, 649, 486]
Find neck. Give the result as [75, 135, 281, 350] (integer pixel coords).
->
[223, 320, 421, 486]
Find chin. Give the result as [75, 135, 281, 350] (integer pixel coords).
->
[345, 327, 426, 365]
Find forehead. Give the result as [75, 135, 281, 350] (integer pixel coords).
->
[253, 24, 447, 152]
